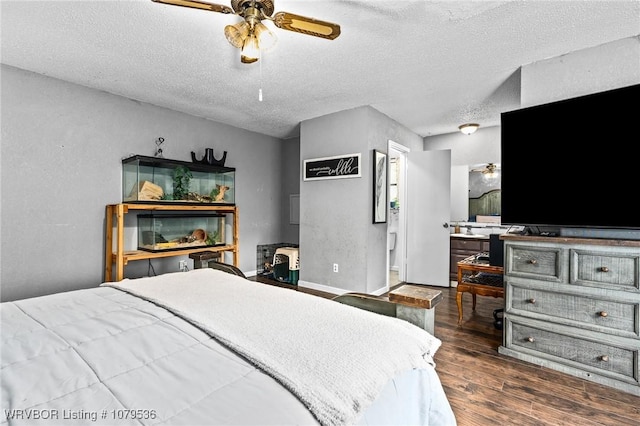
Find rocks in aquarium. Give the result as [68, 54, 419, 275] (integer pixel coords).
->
[131, 181, 163, 201]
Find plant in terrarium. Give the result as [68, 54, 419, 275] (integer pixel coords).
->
[172, 166, 192, 200]
[206, 230, 220, 246]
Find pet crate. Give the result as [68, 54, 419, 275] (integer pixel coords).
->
[272, 247, 300, 284]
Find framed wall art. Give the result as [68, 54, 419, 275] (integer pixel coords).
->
[372, 149, 387, 223]
[303, 153, 361, 181]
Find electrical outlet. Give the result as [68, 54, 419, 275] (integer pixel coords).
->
[333, 263, 339, 273]
[179, 260, 187, 271]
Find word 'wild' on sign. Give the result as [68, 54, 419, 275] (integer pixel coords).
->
[303, 153, 361, 181]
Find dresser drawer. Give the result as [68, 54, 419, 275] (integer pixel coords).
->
[508, 285, 639, 337]
[451, 238, 488, 252]
[508, 320, 638, 383]
[570, 249, 640, 292]
[505, 245, 564, 282]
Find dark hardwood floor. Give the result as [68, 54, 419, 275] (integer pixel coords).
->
[250, 275, 640, 425]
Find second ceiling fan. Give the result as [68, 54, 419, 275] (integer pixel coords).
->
[152, 0, 341, 63]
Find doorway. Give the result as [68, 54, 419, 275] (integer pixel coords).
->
[387, 140, 409, 288]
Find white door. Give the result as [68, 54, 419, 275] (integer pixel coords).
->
[405, 149, 451, 286]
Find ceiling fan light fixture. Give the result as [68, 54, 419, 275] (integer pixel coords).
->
[241, 34, 260, 62]
[224, 21, 249, 48]
[459, 123, 479, 135]
[240, 55, 258, 64]
[254, 21, 277, 51]
[151, 0, 341, 64]
[482, 163, 499, 179]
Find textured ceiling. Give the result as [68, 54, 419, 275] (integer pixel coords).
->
[2, 0, 639, 139]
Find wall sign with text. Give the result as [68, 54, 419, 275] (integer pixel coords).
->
[303, 153, 361, 181]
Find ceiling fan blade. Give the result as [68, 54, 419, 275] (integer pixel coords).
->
[272, 12, 341, 40]
[151, 0, 234, 14]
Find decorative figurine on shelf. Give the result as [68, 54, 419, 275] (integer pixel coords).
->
[187, 228, 207, 243]
[154, 137, 165, 158]
[210, 184, 230, 202]
[191, 148, 227, 166]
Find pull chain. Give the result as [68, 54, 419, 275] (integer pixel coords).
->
[258, 50, 263, 102]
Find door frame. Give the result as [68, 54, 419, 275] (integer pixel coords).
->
[387, 140, 410, 288]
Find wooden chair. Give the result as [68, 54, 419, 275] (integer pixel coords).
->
[207, 261, 247, 279]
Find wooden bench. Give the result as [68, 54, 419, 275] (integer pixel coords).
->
[333, 284, 443, 335]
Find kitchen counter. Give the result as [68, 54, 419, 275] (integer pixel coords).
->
[450, 233, 489, 239]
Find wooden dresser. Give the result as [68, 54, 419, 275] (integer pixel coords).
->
[498, 235, 640, 396]
[450, 235, 490, 281]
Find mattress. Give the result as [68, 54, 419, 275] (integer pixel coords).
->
[1, 269, 456, 425]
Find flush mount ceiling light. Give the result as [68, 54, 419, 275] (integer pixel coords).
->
[152, 0, 341, 64]
[458, 123, 480, 135]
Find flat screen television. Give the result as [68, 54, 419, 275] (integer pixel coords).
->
[500, 83, 640, 233]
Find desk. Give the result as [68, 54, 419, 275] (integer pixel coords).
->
[456, 253, 504, 324]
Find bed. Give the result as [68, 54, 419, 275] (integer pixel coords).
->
[1, 267, 456, 425]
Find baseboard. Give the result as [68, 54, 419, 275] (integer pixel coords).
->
[369, 286, 388, 296]
[297, 280, 344, 295]
[298, 280, 389, 296]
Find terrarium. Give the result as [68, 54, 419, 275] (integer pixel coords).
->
[137, 213, 225, 252]
[122, 155, 235, 204]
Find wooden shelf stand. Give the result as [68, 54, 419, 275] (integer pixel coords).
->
[105, 203, 239, 282]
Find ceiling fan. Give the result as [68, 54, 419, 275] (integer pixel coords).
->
[151, 0, 341, 63]
[471, 163, 500, 177]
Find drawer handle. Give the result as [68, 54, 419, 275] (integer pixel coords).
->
[528, 298, 536, 304]
[598, 311, 608, 318]
[600, 355, 609, 362]
[599, 266, 609, 273]
[528, 259, 538, 265]
[526, 337, 535, 343]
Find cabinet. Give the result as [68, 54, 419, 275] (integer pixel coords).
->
[105, 203, 239, 282]
[498, 235, 640, 396]
[450, 236, 490, 281]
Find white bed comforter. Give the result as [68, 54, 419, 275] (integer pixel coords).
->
[104, 269, 443, 426]
[1, 269, 455, 426]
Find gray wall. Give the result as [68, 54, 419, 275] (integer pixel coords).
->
[1, 64, 284, 301]
[280, 137, 300, 245]
[521, 36, 640, 107]
[298, 106, 423, 294]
